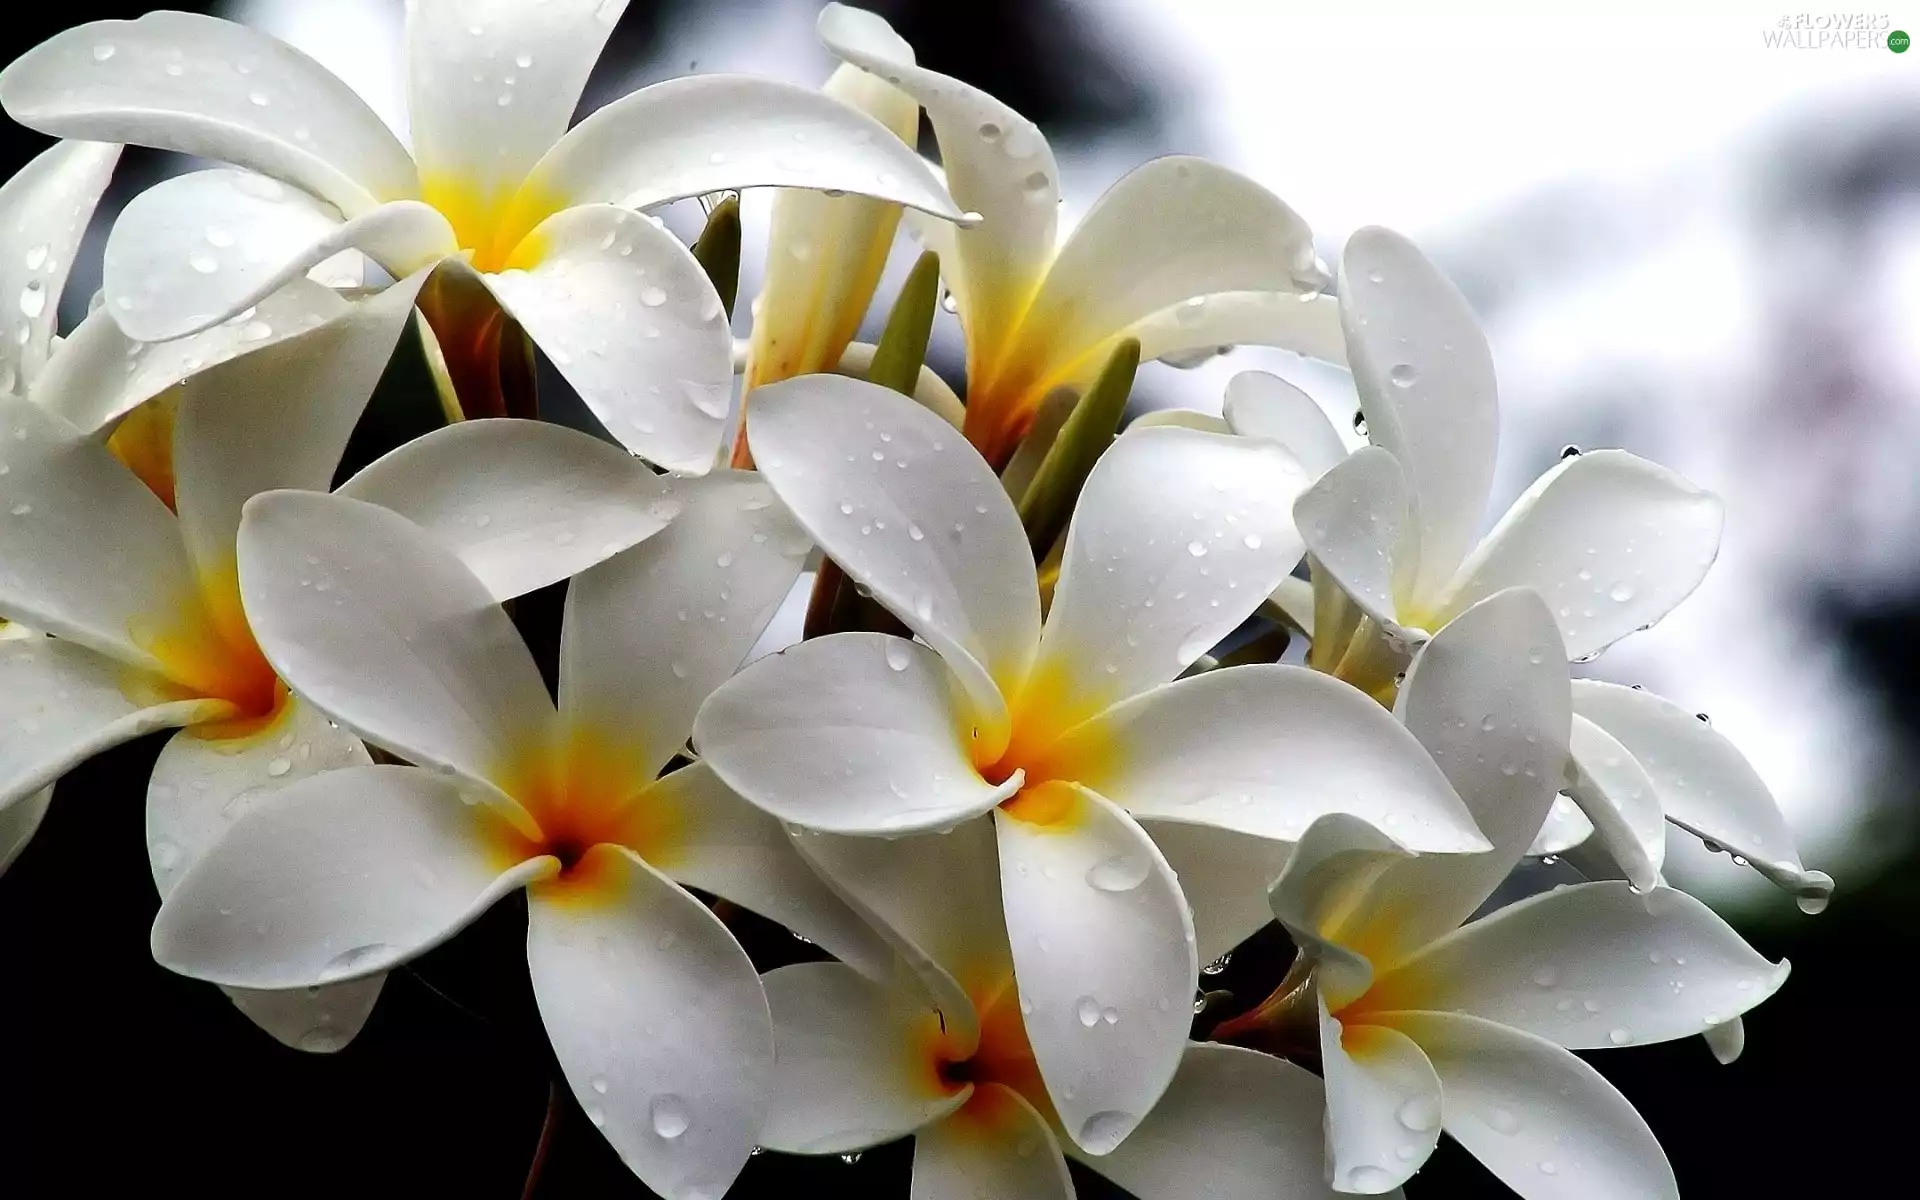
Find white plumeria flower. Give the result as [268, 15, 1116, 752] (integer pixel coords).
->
[1262, 588, 1787, 1197]
[0, 1, 969, 470]
[758, 840, 1392, 1200]
[1288, 227, 1723, 693]
[817, 3, 1338, 465]
[1523, 681, 1833, 909]
[0, 138, 119, 401]
[691, 374, 1488, 1156]
[150, 479, 892, 1198]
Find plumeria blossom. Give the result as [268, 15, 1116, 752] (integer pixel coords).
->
[150, 479, 897, 1197]
[1285, 227, 1723, 699]
[1255, 588, 1787, 1196]
[758, 845, 1393, 1200]
[816, 4, 1341, 465]
[692, 374, 1488, 1155]
[0, 138, 119, 401]
[0, 1, 970, 469]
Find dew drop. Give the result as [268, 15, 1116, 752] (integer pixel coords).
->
[1077, 1111, 1133, 1155]
[318, 942, 392, 982]
[1609, 582, 1635, 603]
[189, 253, 220, 275]
[1530, 965, 1559, 988]
[1388, 363, 1417, 388]
[19, 282, 47, 319]
[1489, 1107, 1521, 1135]
[1186, 540, 1208, 557]
[93, 43, 117, 62]
[650, 1094, 690, 1139]
[639, 285, 667, 307]
[1608, 1027, 1631, 1045]
[1075, 995, 1102, 1027]
[1397, 1094, 1441, 1132]
[884, 641, 911, 672]
[1085, 854, 1150, 892]
[266, 757, 291, 778]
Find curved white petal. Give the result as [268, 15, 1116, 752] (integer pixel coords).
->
[693, 632, 1019, 835]
[506, 73, 965, 252]
[0, 12, 418, 216]
[222, 980, 385, 1055]
[0, 396, 205, 671]
[106, 178, 453, 341]
[481, 205, 733, 472]
[31, 280, 349, 434]
[1221, 369, 1349, 481]
[1704, 1016, 1745, 1065]
[1136, 819, 1289, 966]
[746, 374, 1038, 740]
[406, 0, 627, 240]
[0, 786, 52, 877]
[1093, 1044, 1374, 1200]
[1004, 158, 1323, 392]
[649, 762, 892, 980]
[1265, 814, 1409, 1009]
[1293, 446, 1420, 640]
[747, 50, 919, 387]
[1319, 997, 1444, 1194]
[0, 140, 119, 396]
[2, 635, 224, 810]
[833, 342, 966, 430]
[1528, 794, 1596, 858]
[151, 764, 550, 988]
[1571, 680, 1829, 904]
[560, 470, 807, 781]
[791, 819, 1010, 1044]
[236, 491, 555, 801]
[995, 787, 1195, 1156]
[1032, 426, 1309, 738]
[1366, 882, 1789, 1048]
[910, 1085, 1075, 1200]
[339, 418, 676, 604]
[1049, 665, 1486, 852]
[1130, 291, 1349, 375]
[1385, 1010, 1679, 1200]
[761, 961, 966, 1154]
[1339, 227, 1498, 607]
[817, 2, 1056, 377]
[172, 272, 430, 579]
[1265, 573, 1316, 639]
[1437, 450, 1724, 661]
[1128, 408, 1230, 433]
[527, 844, 770, 1200]
[1340, 589, 1571, 966]
[1564, 714, 1666, 894]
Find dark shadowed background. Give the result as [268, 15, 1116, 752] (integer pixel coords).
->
[2, 2, 1910, 1196]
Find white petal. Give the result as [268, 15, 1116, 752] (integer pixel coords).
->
[1703, 1017, 1745, 1065]
[649, 762, 892, 979]
[105, 176, 452, 341]
[1136, 819, 1289, 967]
[151, 764, 550, 987]
[1032, 426, 1308, 737]
[790, 819, 1010, 1046]
[1265, 573, 1316, 639]
[1293, 446, 1420, 640]
[559, 470, 806, 781]
[909, 1085, 1075, 1200]
[146, 694, 382, 1052]
[1264, 814, 1408, 1009]
[339, 418, 676, 604]
[1437, 451, 1724, 661]
[526, 845, 770, 1200]
[1221, 369, 1350, 481]
[1129, 291, 1349, 374]
[1528, 794, 1595, 858]
[172, 271, 430, 580]
[2, 635, 223, 810]
[0, 787, 52, 877]
[745, 374, 1038, 740]
[481, 205, 733, 472]
[506, 73, 965, 253]
[1571, 679, 1829, 904]
[406, 0, 626, 244]
[693, 632, 1019, 835]
[817, 2, 1056, 377]
[1319, 995, 1444, 1194]
[1385, 1010, 1679, 1200]
[236, 491, 555, 800]
[1564, 714, 1665, 894]
[833, 342, 966, 430]
[0, 12, 418, 216]
[1366, 882, 1789, 1049]
[31, 279, 349, 434]
[1048, 665, 1486, 852]
[0, 140, 119, 396]
[1339, 227, 1498, 607]
[1092, 1044, 1373, 1200]
[1004, 158, 1323, 397]
[1339, 588, 1571, 966]
[761, 961, 966, 1154]
[995, 787, 1194, 1155]
[1128, 408, 1230, 434]
[0, 396, 203, 671]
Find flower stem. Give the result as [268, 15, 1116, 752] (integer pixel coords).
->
[519, 1079, 564, 1200]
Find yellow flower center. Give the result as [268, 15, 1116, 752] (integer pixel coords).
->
[488, 726, 682, 896]
[924, 975, 1056, 1125]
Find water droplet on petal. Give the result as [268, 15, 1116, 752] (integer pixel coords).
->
[1075, 995, 1102, 1027]
[1077, 1111, 1133, 1155]
[1085, 854, 1150, 892]
[650, 1094, 690, 1139]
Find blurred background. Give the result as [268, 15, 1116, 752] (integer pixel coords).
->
[2, 0, 1911, 1195]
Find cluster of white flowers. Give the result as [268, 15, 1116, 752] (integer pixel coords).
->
[0, 4, 1828, 1198]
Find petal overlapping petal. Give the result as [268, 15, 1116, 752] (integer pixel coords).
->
[0, 139, 119, 396]
[1319, 996, 1444, 1194]
[1293, 446, 1419, 639]
[1221, 369, 1350, 481]
[909, 1084, 1074, 1200]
